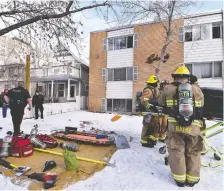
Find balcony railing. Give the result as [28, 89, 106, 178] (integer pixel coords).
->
[31, 66, 80, 78]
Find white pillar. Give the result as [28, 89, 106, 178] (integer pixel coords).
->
[51, 80, 54, 97]
[79, 81, 81, 96]
[67, 79, 71, 100]
[79, 81, 81, 110]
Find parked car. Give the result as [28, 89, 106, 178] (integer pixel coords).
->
[201, 87, 223, 120]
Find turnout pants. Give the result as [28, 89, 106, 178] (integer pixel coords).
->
[141, 115, 167, 144]
[167, 131, 203, 184]
[35, 105, 43, 119]
[10, 109, 24, 136]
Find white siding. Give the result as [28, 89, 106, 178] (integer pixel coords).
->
[184, 13, 222, 26]
[106, 81, 133, 99]
[184, 39, 223, 63]
[107, 49, 133, 68]
[198, 78, 223, 89]
[107, 28, 134, 38]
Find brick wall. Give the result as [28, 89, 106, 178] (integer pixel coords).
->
[88, 32, 107, 112]
[133, 19, 184, 97]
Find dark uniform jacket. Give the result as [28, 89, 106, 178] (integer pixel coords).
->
[32, 94, 44, 107]
[7, 87, 31, 110]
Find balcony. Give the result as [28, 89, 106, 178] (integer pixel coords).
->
[31, 65, 80, 82]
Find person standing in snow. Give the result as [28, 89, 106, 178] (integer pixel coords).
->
[140, 75, 167, 147]
[1, 88, 9, 118]
[158, 66, 204, 187]
[32, 91, 44, 119]
[4, 81, 32, 136]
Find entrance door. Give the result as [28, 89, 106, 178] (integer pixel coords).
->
[70, 84, 76, 98]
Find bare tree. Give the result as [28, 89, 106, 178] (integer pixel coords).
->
[110, 0, 200, 75]
[0, 0, 110, 58]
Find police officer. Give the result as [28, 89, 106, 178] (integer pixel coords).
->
[4, 81, 32, 135]
[158, 66, 204, 187]
[140, 75, 164, 147]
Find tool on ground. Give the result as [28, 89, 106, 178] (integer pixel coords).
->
[34, 148, 115, 167]
[43, 161, 57, 172]
[0, 134, 12, 157]
[35, 134, 58, 148]
[11, 135, 33, 157]
[29, 126, 47, 149]
[59, 142, 79, 152]
[27, 172, 57, 189]
[65, 126, 78, 134]
[63, 150, 79, 171]
[0, 158, 31, 176]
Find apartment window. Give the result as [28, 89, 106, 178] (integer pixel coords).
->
[127, 36, 133, 48]
[114, 37, 126, 50]
[108, 38, 114, 51]
[58, 84, 65, 97]
[186, 62, 222, 78]
[107, 99, 133, 112]
[186, 64, 192, 73]
[193, 25, 201, 41]
[85, 84, 89, 91]
[107, 35, 134, 51]
[214, 62, 222, 77]
[185, 26, 192, 42]
[114, 68, 126, 81]
[212, 23, 222, 39]
[201, 24, 210, 40]
[108, 67, 133, 81]
[178, 27, 184, 42]
[54, 68, 59, 74]
[107, 99, 112, 112]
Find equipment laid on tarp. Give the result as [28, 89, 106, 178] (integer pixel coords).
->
[42, 161, 57, 172]
[63, 150, 79, 171]
[34, 148, 115, 167]
[26, 172, 57, 189]
[52, 130, 115, 145]
[0, 158, 31, 176]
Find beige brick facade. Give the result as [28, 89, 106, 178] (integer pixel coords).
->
[133, 19, 184, 97]
[89, 19, 184, 112]
[88, 32, 107, 112]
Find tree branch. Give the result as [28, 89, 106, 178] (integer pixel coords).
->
[66, 1, 74, 12]
[0, 2, 108, 36]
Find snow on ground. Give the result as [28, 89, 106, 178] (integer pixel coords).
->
[0, 110, 223, 190]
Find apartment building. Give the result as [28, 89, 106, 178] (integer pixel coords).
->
[89, 19, 184, 113]
[183, 10, 223, 88]
[89, 9, 223, 113]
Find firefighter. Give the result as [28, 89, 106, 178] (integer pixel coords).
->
[140, 75, 167, 147]
[4, 81, 32, 136]
[158, 66, 204, 187]
[190, 74, 207, 155]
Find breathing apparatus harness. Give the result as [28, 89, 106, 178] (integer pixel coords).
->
[170, 82, 196, 126]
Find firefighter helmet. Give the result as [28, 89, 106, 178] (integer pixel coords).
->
[146, 75, 159, 84]
[172, 66, 190, 78]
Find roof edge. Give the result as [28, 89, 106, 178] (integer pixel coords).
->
[91, 9, 223, 34]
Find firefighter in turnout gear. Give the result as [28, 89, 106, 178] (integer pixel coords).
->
[158, 66, 204, 187]
[140, 75, 167, 147]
